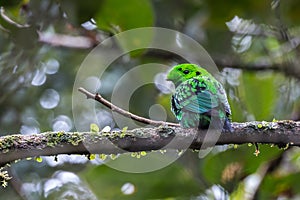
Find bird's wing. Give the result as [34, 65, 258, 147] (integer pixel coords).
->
[173, 77, 219, 114]
[171, 95, 182, 120]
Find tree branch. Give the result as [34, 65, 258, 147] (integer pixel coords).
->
[0, 120, 299, 166]
[213, 57, 280, 71]
[78, 87, 180, 127]
[38, 32, 95, 49]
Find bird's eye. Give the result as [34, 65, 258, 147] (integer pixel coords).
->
[183, 70, 189, 74]
[178, 68, 182, 71]
[196, 71, 201, 75]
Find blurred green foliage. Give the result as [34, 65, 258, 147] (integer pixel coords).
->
[83, 164, 201, 199]
[1, 0, 300, 199]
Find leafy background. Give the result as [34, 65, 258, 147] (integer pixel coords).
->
[1, 0, 300, 199]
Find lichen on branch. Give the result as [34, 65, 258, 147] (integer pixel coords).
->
[0, 120, 300, 166]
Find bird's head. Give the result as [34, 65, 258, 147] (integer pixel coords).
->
[166, 63, 210, 87]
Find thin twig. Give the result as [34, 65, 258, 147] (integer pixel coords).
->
[78, 87, 180, 127]
[0, 7, 27, 28]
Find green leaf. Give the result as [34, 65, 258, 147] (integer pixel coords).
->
[35, 156, 43, 163]
[207, 0, 270, 27]
[240, 72, 281, 121]
[95, 0, 154, 33]
[90, 123, 100, 132]
[81, 163, 200, 199]
[94, 0, 154, 57]
[60, 0, 103, 24]
[259, 172, 300, 199]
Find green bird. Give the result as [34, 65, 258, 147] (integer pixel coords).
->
[166, 63, 232, 131]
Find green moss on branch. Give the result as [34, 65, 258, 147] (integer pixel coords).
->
[0, 120, 300, 166]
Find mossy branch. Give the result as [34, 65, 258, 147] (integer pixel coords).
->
[0, 88, 298, 167]
[1, 120, 300, 166]
[1, 87, 299, 186]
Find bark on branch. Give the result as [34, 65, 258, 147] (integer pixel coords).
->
[0, 120, 299, 166]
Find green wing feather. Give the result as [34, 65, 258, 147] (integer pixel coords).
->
[167, 64, 232, 130]
[171, 75, 231, 129]
[171, 76, 219, 115]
